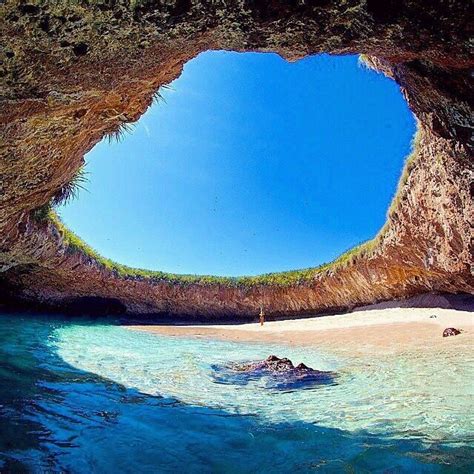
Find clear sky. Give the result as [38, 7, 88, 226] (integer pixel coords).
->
[59, 51, 415, 276]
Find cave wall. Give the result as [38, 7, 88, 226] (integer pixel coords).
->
[1, 0, 472, 317]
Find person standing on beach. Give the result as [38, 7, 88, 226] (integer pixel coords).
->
[259, 306, 265, 326]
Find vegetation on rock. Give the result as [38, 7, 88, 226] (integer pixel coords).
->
[31, 127, 421, 288]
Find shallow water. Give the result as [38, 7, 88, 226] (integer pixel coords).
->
[1, 313, 473, 473]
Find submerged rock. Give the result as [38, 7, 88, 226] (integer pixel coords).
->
[212, 355, 336, 390]
[231, 355, 315, 373]
[443, 327, 461, 337]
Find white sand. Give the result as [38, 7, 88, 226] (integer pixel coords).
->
[128, 307, 473, 355]
[204, 307, 473, 333]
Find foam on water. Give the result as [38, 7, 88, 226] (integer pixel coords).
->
[53, 324, 474, 443]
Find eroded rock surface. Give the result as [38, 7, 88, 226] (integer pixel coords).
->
[0, 1, 472, 318]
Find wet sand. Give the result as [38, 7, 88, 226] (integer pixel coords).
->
[127, 307, 474, 356]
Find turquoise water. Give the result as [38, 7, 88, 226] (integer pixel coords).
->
[1, 313, 473, 472]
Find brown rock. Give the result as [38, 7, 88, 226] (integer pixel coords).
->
[442, 328, 462, 337]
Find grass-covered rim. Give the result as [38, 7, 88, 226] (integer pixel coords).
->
[33, 115, 421, 288]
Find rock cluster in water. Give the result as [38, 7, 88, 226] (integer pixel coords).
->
[230, 355, 317, 374]
[214, 355, 337, 390]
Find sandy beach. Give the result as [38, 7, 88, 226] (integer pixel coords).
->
[127, 307, 474, 355]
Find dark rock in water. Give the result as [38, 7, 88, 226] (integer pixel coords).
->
[443, 327, 461, 337]
[240, 355, 310, 373]
[227, 355, 297, 373]
[211, 355, 336, 390]
[295, 362, 311, 370]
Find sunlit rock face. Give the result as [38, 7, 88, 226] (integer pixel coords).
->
[0, 1, 472, 318]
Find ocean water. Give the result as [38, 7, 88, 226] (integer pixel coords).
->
[1, 313, 473, 473]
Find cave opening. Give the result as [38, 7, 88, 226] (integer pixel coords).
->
[56, 51, 416, 277]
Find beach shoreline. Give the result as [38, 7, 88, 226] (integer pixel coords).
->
[127, 307, 474, 355]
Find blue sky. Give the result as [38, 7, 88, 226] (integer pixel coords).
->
[59, 51, 415, 276]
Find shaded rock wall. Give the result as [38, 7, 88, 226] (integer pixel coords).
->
[0, 1, 472, 318]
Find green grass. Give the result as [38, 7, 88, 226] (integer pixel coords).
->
[36, 210, 380, 288]
[31, 165, 88, 222]
[31, 123, 422, 288]
[52, 166, 88, 206]
[105, 122, 136, 143]
[385, 128, 421, 220]
[39, 207, 375, 288]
